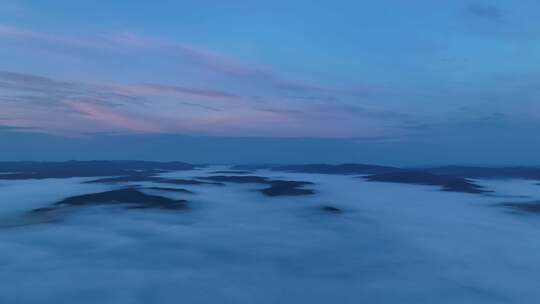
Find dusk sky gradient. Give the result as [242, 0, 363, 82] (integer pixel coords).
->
[1, 0, 539, 164]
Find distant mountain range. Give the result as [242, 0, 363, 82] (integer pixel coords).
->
[0, 160, 195, 179]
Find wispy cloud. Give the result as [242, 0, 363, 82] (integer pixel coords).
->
[66, 100, 161, 133]
[135, 84, 237, 99]
[0, 24, 111, 53]
[0, 70, 412, 138]
[0, 24, 408, 138]
[107, 31, 337, 96]
[467, 3, 504, 22]
[0, 24, 337, 97]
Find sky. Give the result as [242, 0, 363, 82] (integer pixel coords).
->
[0, 0, 539, 165]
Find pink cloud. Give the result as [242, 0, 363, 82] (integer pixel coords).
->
[0, 24, 110, 51]
[66, 100, 162, 133]
[0, 22, 399, 139]
[135, 83, 237, 99]
[1, 24, 336, 95]
[0, 69, 407, 138]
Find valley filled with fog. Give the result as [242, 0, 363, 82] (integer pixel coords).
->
[1, 165, 540, 304]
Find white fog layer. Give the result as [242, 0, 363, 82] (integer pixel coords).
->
[1, 167, 539, 303]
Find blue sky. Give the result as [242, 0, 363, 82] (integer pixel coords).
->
[1, 0, 539, 164]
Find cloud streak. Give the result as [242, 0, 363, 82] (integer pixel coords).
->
[66, 100, 161, 133]
[467, 3, 504, 22]
[0, 70, 412, 138]
[0, 25, 338, 98]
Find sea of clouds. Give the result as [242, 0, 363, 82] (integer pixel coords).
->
[1, 167, 539, 303]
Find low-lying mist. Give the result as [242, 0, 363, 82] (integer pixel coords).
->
[1, 166, 540, 303]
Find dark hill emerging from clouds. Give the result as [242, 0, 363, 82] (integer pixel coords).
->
[267, 164, 540, 179]
[496, 201, 540, 214]
[199, 175, 315, 197]
[266, 164, 540, 194]
[270, 164, 399, 175]
[421, 166, 540, 180]
[32, 188, 188, 213]
[364, 171, 487, 194]
[2, 161, 540, 195]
